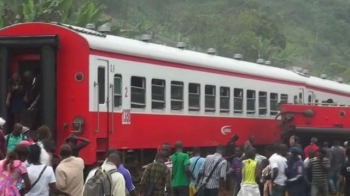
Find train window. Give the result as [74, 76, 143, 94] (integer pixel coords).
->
[113, 74, 122, 107]
[294, 95, 298, 104]
[281, 94, 288, 102]
[171, 81, 184, 110]
[189, 83, 200, 112]
[131, 76, 146, 109]
[152, 79, 165, 110]
[270, 93, 278, 115]
[97, 67, 105, 104]
[220, 87, 230, 113]
[258, 91, 267, 115]
[308, 95, 312, 105]
[234, 88, 243, 114]
[205, 85, 216, 112]
[247, 90, 255, 114]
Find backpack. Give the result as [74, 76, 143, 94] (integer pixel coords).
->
[83, 168, 117, 196]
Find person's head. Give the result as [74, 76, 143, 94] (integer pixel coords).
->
[0, 118, 5, 130]
[310, 137, 317, 144]
[308, 149, 315, 159]
[192, 147, 201, 156]
[59, 144, 72, 159]
[290, 147, 302, 160]
[344, 141, 348, 147]
[317, 148, 327, 159]
[4, 145, 30, 170]
[13, 123, 23, 136]
[294, 136, 300, 144]
[234, 146, 243, 157]
[261, 159, 269, 168]
[106, 148, 118, 158]
[28, 144, 41, 164]
[37, 125, 52, 141]
[107, 152, 121, 167]
[265, 145, 275, 158]
[23, 71, 33, 82]
[174, 141, 183, 152]
[249, 135, 255, 143]
[346, 148, 350, 158]
[231, 135, 239, 142]
[65, 136, 77, 148]
[155, 151, 167, 163]
[29, 130, 38, 142]
[333, 140, 340, 147]
[323, 142, 329, 148]
[22, 126, 30, 138]
[42, 139, 54, 153]
[245, 148, 256, 159]
[216, 144, 226, 155]
[278, 144, 288, 157]
[161, 142, 171, 157]
[12, 72, 20, 81]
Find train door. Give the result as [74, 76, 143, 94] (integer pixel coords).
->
[298, 88, 305, 104]
[94, 59, 111, 160]
[307, 91, 315, 104]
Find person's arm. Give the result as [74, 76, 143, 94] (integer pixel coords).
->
[70, 135, 90, 150]
[0, 132, 6, 159]
[320, 158, 330, 172]
[197, 159, 207, 185]
[139, 164, 150, 195]
[55, 167, 67, 191]
[184, 155, 194, 179]
[113, 174, 126, 196]
[20, 164, 31, 194]
[123, 170, 136, 196]
[269, 159, 279, 183]
[219, 160, 228, 185]
[165, 168, 172, 196]
[47, 166, 69, 196]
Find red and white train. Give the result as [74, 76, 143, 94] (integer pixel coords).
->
[0, 22, 349, 167]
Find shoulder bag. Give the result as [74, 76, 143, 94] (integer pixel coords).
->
[194, 158, 224, 196]
[191, 157, 201, 173]
[29, 165, 47, 190]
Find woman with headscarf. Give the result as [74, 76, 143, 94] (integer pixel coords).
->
[286, 147, 305, 196]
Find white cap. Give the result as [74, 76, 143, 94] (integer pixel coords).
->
[0, 118, 5, 126]
[344, 141, 348, 146]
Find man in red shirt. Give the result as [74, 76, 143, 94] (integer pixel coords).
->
[0, 118, 6, 159]
[304, 137, 319, 158]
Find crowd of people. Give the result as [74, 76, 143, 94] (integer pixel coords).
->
[2, 112, 350, 196]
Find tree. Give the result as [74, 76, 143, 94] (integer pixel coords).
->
[0, 0, 110, 28]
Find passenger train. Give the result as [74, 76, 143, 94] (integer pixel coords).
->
[0, 22, 349, 167]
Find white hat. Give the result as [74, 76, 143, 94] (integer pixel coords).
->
[0, 118, 5, 126]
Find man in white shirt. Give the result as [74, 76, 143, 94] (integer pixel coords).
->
[84, 152, 126, 196]
[269, 144, 288, 196]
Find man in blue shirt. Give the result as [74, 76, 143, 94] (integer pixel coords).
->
[189, 147, 205, 196]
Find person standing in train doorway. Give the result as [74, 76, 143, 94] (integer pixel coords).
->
[22, 71, 41, 130]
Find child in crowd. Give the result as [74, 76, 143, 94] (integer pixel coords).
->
[261, 159, 272, 196]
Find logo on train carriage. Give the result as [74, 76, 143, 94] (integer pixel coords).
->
[221, 126, 231, 135]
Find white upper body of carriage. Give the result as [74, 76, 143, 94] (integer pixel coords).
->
[60, 24, 350, 117]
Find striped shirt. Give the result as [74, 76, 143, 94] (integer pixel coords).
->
[199, 153, 227, 189]
[309, 157, 330, 185]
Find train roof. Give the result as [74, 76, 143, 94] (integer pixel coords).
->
[3, 22, 350, 94]
[62, 24, 306, 84]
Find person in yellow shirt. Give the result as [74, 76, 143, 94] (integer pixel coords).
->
[237, 148, 260, 196]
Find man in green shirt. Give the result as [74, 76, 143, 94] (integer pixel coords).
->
[5, 123, 27, 153]
[170, 141, 194, 196]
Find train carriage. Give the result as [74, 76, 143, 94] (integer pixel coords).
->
[0, 22, 350, 171]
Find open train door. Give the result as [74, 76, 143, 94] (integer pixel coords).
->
[91, 58, 111, 162]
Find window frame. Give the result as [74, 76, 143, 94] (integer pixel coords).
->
[246, 90, 256, 115]
[270, 93, 278, 116]
[151, 78, 166, 110]
[113, 74, 122, 108]
[233, 88, 244, 114]
[205, 85, 216, 112]
[130, 76, 146, 109]
[220, 87, 230, 114]
[188, 83, 201, 112]
[170, 81, 184, 111]
[258, 91, 267, 115]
